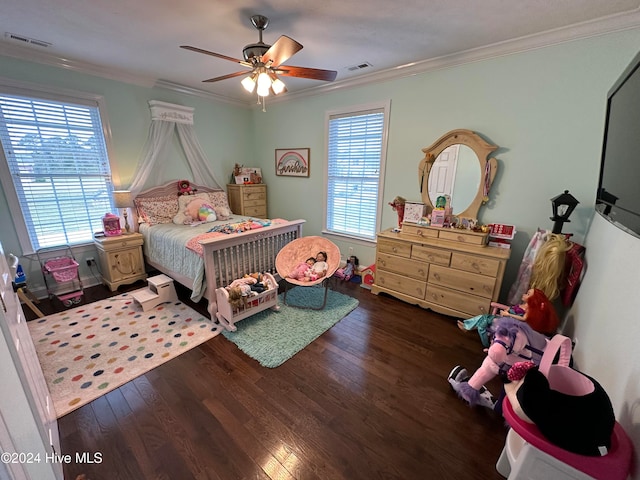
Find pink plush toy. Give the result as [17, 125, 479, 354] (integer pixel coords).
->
[184, 197, 216, 223]
[448, 317, 549, 409]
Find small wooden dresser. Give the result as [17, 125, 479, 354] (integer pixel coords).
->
[371, 226, 511, 319]
[94, 232, 147, 291]
[227, 183, 267, 218]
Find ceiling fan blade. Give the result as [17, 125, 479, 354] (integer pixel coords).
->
[275, 65, 338, 82]
[180, 45, 251, 67]
[261, 35, 303, 67]
[202, 71, 250, 83]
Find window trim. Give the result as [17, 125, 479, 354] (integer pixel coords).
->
[323, 100, 391, 243]
[0, 76, 118, 254]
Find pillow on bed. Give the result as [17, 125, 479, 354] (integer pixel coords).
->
[173, 193, 216, 225]
[206, 191, 233, 219]
[134, 195, 178, 225]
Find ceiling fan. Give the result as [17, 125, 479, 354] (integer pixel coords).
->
[181, 14, 337, 99]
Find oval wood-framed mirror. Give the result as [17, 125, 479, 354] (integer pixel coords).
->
[418, 129, 498, 220]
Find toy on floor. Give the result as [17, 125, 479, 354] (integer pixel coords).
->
[448, 317, 548, 409]
[457, 288, 559, 347]
[334, 255, 359, 281]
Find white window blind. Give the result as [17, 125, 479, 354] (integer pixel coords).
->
[0, 93, 114, 250]
[327, 107, 386, 240]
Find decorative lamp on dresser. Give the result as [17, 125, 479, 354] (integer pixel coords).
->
[227, 183, 267, 217]
[371, 129, 511, 318]
[94, 232, 147, 291]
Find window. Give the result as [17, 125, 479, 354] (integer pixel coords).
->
[325, 101, 390, 241]
[0, 88, 115, 252]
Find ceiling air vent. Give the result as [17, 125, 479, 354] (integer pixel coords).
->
[4, 32, 52, 48]
[347, 62, 372, 72]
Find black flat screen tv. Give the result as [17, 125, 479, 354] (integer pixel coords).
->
[596, 49, 640, 239]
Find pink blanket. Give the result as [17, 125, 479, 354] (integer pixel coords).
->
[186, 231, 225, 256]
[185, 218, 288, 257]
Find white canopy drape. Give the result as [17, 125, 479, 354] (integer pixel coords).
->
[127, 100, 223, 195]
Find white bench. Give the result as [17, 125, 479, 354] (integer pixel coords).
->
[132, 274, 178, 311]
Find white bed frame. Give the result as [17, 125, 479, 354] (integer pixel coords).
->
[135, 182, 305, 319]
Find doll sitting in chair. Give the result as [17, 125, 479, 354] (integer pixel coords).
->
[275, 237, 341, 310]
[287, 257, 318, 282]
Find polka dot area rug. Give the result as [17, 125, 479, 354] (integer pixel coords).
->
[28, 292, 222, 418]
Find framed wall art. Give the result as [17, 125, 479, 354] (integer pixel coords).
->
[275, 148, 310, 177]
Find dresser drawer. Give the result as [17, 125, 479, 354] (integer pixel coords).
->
[438, 229, 488, 245]
[402, 224, 439, 239]
[243, 188, 266, 201]
[425, 284, 491, 316]
[450, 252, 500, 277]
[244, 206, 267, 218]
[377, 239, 412, 258]
[428, 264, 496, 299]
[375, 270, 426, 299]
[411, 245, 451, 266]
[97, 236, 143, 250]
[377, 252, 428, 280]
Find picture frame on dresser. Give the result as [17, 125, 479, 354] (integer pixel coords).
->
[275, 148, 310, 177]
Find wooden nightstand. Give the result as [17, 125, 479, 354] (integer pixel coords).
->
[227, 183, 267, 217]
[93, 232, 147, 291]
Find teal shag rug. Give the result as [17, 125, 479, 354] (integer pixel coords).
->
[222, 287, 358, 368]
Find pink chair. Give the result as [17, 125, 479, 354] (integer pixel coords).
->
[275, 236, 341, 310]
[497, 396, 633, 479]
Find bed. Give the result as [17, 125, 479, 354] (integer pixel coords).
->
[133, 181, 305, 319]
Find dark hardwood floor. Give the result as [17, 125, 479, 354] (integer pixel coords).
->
[28, 279, 509, 480]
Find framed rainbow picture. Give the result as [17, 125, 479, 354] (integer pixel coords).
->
[275, 148, 310, 177]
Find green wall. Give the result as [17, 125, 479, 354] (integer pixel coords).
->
[2, 27, 640, 296]
[252, 28, 640, 292]
[0, 56, 252, 286]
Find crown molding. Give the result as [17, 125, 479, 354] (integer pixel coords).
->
[153, 79, 248, 107]
[0, 42, 157, 88]
[266, 8, 640, 105]
[2, 8, 639, 108]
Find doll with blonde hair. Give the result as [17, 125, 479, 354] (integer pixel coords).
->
[530, 233, 572, 301]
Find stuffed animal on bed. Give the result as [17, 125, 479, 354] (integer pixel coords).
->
[184, 197, 217, 223]
[178, 179, 196, 196]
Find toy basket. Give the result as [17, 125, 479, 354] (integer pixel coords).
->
[44, 257, 80, 283]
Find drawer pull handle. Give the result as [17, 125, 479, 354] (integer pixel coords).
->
[392, 247, 397, 253]
[427, 255, 434, 261]
[433, 273, 441, 281]
[417, 230, 424, 236]
[472, 263, 479, 270]
[380, 260, 386, 267]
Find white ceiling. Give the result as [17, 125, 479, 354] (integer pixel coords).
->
[2, 0, 640, 106]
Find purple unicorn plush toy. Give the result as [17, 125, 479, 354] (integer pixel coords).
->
[448, 317, 549, 409]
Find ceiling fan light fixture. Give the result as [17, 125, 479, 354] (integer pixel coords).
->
[270, 75, 286, 95]
[241, 74, 256, 93]
[256, 71, 271, 97]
